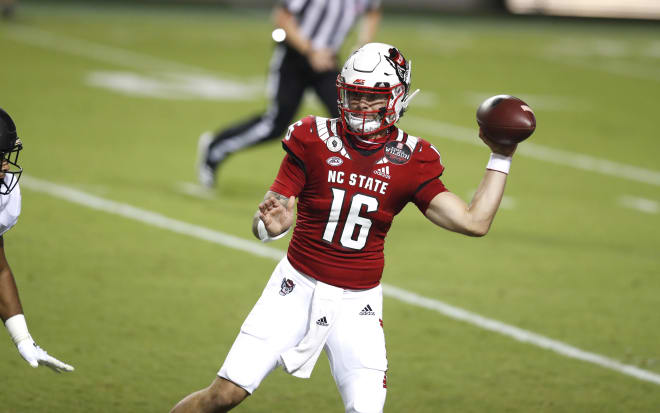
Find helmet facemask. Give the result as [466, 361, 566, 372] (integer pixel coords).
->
[0, 141, 22, 195]
[336, 43, 419, 144]
[0, 108, 22, 195]
[337, 80, 406, 140]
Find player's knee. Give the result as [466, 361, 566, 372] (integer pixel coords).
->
[204, 378, 249, 412]
[346, 401, 385, 413]
[346, 393, 386, 413]
[341, 370, 387, 413]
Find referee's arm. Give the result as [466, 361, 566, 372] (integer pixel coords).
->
[273, 5, 312, 56]
[273, 5, 335, 72]
[357, 7, 382, 47]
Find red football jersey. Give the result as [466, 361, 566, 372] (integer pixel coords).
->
[270, 116, 447, 289]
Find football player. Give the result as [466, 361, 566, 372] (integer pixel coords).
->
[0, 108, 74, 373]
[171, 43, 518, 413]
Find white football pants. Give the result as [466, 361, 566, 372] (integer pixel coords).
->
[218, 257, 387, 412]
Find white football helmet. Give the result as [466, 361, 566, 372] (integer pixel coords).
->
[336, 43, 419, 142]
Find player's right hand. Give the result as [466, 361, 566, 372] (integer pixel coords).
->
[17, 338, 74, 373]
[259, 195, 295, 237]
[479, 127, 517, 157]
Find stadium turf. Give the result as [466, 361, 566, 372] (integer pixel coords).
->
[1, 1, 659, 411]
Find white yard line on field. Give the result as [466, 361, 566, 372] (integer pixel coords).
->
[619, 195, 659, 214]
[383, 285, 660, 386]
[176, 182, 217, 199]
[22, 176, 282, 261]
[6, 25, 207, 74]
[8, 25, 660, 187]
[405, 116, 660, 187]
[21, 175, 660, 386]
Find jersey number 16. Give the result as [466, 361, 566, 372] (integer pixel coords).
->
[322, 188, 378, 250]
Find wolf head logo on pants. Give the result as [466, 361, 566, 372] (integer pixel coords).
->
[279, 278, 295, 296]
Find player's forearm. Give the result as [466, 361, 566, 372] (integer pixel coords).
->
[465, 169, 508, 236]
[0, 268, 23, 322]
[274, 6, 312, 55]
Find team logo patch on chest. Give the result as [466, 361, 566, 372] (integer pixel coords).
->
[279, 278, 295, 296]
[326, 136, 343, 153]
[384, 141, 412, 165]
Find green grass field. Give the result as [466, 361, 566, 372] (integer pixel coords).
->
[1, 1, 659, 411]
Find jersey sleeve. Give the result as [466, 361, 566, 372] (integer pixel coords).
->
[281, 116, 315, 167]
[412, 142, 448, 213]
[270, 154, 306, 197]
[274, 116, 316, 196]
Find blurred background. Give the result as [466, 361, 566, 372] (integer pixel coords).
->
[1, 1, 659, 412]
[125, 0, 660, 18]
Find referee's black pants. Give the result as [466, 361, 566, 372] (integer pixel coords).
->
[205, 44, 340, 169]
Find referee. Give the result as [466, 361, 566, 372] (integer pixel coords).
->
[197, 0, 382, 188]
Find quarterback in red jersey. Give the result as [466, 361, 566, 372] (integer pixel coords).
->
[171, 43, 520, 413]
[272, 114, 446, 290]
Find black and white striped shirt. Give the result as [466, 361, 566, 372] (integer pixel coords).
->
[281, 0, 381, 52]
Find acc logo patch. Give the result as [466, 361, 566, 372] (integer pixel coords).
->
[327, 156, 343, 166]
[384, 141, 411, 165]
[279, 278, 295, 296]
[326, 136, 343, 153]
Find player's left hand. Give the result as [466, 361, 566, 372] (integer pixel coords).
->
[258, 195, 295, 237]
[17, 338, 75, 373]
[479, 127, 517, 157]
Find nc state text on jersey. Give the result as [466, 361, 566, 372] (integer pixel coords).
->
[328, 171, 388, 195]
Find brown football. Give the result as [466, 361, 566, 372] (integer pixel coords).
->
[476, 95, 536, 145]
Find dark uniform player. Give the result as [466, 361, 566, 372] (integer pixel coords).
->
[0, 108, 73, 372]
[172, 43, 521, 413]
[197, 0, 382, 188]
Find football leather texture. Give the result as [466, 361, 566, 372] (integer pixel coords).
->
[476, 95, 536, 145]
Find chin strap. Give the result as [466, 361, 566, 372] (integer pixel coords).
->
[400, 88, 420, 117]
